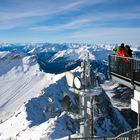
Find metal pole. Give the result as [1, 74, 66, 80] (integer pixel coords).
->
[131, 58, 134, 86]
[91, 106, 94, 140]
[138, 113, 140, 128]
[90, 97, 94, 140]
[108, 55, 111, 79]
[138, 102, 140, 128]
[80, 93, 86, 138]
[84, 60, 86, 91]
[137, 101, 140, 128]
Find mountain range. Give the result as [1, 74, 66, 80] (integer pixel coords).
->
[0, 43, 139, 140]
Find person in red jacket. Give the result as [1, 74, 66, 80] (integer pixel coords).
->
[117, 43, 129, 62]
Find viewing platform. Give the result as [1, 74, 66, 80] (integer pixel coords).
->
[108, 55, 140, 91]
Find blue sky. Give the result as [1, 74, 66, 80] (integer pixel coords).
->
[0, 0, 140, 44]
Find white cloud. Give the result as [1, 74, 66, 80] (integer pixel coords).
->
[31, 18, 92, 31]
[0, 0, 106, 21]
[0, 0, 107, 30]
[30, 8, 140, 33]
[66, 27, 140, 44]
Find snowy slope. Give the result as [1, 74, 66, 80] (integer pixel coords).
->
[0, 52, 50, 122]
[0, 51, 10, 59]
[0, 65, 79, 140]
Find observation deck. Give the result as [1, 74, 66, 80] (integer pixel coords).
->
[108, 55, 140, 91]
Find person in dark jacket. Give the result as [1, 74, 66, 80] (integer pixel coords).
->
[125, 45, 132, 57]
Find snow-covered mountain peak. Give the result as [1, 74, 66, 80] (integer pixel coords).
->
[0, 51, 10, 59]
[49, 47, 96, 63]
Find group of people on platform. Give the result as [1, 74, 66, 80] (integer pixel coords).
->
[113, 43, 133, 58]
[113, 43, 133, 77]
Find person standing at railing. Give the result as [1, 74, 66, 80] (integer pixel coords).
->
[124, 45, 133, 57]
[117, 43, 129, 62]
[113, 45, 118, 55]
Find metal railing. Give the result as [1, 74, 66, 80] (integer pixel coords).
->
[108, 55, 140, 86]
[68, 127, 140, 140]
[113, 127, 140, 140]
[68, 135, 113, 140]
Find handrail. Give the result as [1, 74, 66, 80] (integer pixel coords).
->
[113, 127, 140, 140]
[68, 135, 113, 140]
[68, 127, 140, 140]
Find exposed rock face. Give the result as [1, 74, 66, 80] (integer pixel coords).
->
[87, 89, 131, 136]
